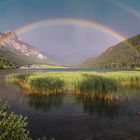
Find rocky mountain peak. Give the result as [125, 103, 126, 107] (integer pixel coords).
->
[0, 30, 53, 64]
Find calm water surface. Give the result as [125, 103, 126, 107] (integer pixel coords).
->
[0, 69, 140, 140]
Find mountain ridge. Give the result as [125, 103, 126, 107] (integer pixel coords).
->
[0, 31, 54, 67]
[82, 34, 140, 68]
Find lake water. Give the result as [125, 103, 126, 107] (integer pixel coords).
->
[1, 69, 140, 140]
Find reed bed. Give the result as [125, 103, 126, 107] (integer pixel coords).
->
[28, 76, 64, 95]
[76, 74, 118, 95]
[6, 71, 140, 96]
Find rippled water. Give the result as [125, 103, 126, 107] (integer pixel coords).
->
[1, 69, 140, 140]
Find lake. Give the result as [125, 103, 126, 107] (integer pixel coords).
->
[1, 69, 140, 140]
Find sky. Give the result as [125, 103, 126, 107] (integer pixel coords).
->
[1, 0, 140, 64]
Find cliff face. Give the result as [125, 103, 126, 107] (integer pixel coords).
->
[0, 31, 53, 66]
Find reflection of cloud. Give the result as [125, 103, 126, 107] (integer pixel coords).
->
[113, 1, 140, 19]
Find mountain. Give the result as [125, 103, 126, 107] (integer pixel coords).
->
[82, 34, 140, 68]
[0, 31, 53, 67]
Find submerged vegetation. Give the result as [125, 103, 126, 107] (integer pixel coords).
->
[75, 94, 133, 119]
[6, 71, 140, 96]
[28, 94, 63, 111]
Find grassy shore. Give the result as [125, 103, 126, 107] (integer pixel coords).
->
[6, 71, 140, 96]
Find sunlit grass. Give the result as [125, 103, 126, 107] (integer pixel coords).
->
[77, 74, 118, 94]
[6, 71, 140, 96]
[28, 76, 64, 95]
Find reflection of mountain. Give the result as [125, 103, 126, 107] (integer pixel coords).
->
[76, 95, 133, 119]
[0, 31, 54, 67]
[28, 94, 63, 111]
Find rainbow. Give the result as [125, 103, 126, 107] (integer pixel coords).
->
[112, 1, 140, 20]
[15, 18, 126, 41]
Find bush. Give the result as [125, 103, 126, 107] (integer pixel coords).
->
[0, 103, 32, 140]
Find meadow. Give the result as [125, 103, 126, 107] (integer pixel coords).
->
[6, 71, 140, 96]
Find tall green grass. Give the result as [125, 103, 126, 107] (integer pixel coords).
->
[77, 74, 118, 94]
[28, 76, 64, 95]
[6, 71, 140, 96]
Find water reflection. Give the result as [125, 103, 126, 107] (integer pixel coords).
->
[75, 93, 133, 119]
[28, 94, 64, 112]
[2, 70, 140, 140]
